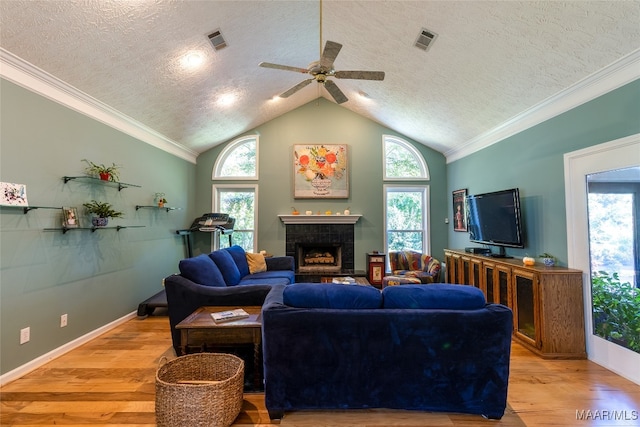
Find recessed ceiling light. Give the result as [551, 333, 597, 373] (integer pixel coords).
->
[217, 93, 237, 106]
[181, 51, 204, 70]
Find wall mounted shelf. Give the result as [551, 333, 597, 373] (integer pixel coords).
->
[135, 205, 182, 212]
[44, 225, 145, 234]
[62, 175, 141, 191]
[1, 205, 61, 214]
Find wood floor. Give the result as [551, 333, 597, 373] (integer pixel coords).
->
[1, 314, 639, 426]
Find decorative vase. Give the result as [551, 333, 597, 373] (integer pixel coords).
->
[542, 257, 555, 267]
[311, 176, 331, 196]
[99, 172, 110, 181]
[92, 217, 109, 227]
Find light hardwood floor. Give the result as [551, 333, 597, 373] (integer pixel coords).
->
[1, 315, 639, 426]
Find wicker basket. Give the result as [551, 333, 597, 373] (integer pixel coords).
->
[155, 353, 244, 427]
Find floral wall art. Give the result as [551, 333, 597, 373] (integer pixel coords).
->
[293, 144, 348, 198]
[1, 182, 28, 206]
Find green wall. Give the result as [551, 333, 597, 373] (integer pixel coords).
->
[447, 79, 640, 265]
[195, 98, 449, 269]
[0, 79, 197, 375]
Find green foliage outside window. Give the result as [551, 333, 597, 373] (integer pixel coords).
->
[218, 190, 255, 252]
[387, 191, 423, 252]
[591, 271, 640, 353]
[219, 139, 256, 177]
[385, 139, 423, 178]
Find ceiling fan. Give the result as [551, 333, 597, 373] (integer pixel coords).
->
[258, 1, 384, 104]
[259, 41, 385, 104]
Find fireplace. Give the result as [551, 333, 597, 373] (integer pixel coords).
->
[279, 214, 363, 281]
[297, 243, 342, 273]
[284, 223, 355, 273]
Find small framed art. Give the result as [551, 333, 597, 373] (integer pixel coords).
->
[452, 189, 467, 232]
[1, 182, 28, 206]
[62, 207, 79, 228]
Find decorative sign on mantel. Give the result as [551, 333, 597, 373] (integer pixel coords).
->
[278, 214, 362, 225]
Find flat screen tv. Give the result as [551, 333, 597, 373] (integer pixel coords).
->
[466, 188, 524, 257]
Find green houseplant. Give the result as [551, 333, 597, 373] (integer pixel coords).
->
[82, 159, 121, 182]
[591, 271, 640, 353]
[83, 200, 123, 227]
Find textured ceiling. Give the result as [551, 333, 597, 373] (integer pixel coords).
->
[1, 1, 639, 158]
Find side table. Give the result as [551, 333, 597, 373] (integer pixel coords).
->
[175, 306, 262, 390]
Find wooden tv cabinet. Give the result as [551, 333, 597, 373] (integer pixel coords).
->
[444, 249, 586, 359]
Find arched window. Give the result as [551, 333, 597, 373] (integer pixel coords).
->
[213, 135, 258, 179]
[383, 135, 429, 180]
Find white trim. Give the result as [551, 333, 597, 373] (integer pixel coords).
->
[446, 48, 640, 163]
[0, 311, 137, 387]
[564, 133, 640, 385]
[0, 48, 198, 164]
[278, 214, 362, 224]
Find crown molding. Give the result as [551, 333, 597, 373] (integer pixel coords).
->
[445, 48, 640, 163]
[0, 48, 198, 164]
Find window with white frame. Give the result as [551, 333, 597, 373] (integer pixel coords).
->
[383, 136, 430, 259]
[383, 135, 429, 180]
[212, 184, 258, 252]
[213, 135, 258, 179]
[384, 185, 430, 257]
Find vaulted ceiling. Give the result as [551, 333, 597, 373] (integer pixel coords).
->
[1, 1, 639, 162]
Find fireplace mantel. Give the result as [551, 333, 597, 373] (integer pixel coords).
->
[278, 214, 362, 225]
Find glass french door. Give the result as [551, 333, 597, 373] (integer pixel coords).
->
[565, 134, 640, 385]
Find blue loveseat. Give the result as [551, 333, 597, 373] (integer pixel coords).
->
[165, 245, 294, 353]
[261, 283, 513, 420]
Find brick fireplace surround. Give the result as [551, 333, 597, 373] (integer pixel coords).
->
[279, 215, 365, 282]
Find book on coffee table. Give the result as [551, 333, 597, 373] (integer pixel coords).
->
[211, 308, 250, 323]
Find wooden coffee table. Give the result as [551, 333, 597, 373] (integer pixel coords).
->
[320, 276, 371, 285]
[175, 306, 262, 390]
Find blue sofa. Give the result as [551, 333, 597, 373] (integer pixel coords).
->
[261, 283, 513, 420]
[165, 245, 294, 353]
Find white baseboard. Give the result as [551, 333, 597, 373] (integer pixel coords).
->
[0, 311, 137, 387]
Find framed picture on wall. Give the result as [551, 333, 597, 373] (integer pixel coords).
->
[0, 182, 28, 206]
[62, 207, 79, 228]
[452, 189, 467, 232]
[293, 144, 348, 198]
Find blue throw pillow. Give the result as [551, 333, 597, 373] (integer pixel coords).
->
[224, 245, 250, 277]
[382, 284, 486, 310]
[209, 250, 242, 286]
[283, 283, 382, 309]
[178, 254, 226, 287]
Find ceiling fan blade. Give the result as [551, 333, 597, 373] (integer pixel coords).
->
[323, 79, 348, 104]
[259, 62, 309, 74]
[334, 70, 385, 81]
[280, 78, 314, 98]
[320, 41, 342, 70]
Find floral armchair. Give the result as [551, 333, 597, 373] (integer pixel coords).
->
[387, 250, 442, 284]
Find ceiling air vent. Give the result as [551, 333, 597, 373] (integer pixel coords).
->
[415, 28, 437, 51]
[208, 29, 227, 51]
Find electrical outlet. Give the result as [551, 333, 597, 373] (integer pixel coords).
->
[60, 314, 68, 328]
[20, 327, 30, 344]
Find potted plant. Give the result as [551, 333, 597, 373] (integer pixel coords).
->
[539, 253, 556, 267]
[82, 159, 121, 182]
[155, 192, 167, 208]
[83, 200, 123, 227]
